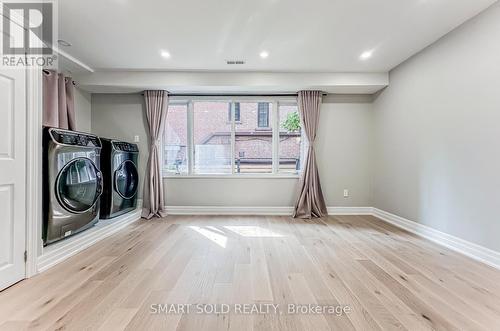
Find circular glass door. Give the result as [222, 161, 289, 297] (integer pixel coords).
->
[114, 160, 138, 199]
[56, 158, 102, 213]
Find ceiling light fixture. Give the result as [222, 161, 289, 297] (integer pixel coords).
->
[259, 51, 269, 59]
[360, 50, 373, 60]
[160, 50, 171, 58]
[57, 39, 72, 47]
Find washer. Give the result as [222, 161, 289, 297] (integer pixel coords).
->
[43, 127, 103, 245]
[99, 138, 139, 219]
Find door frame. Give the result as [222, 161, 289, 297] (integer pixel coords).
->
[25, 68, 43, 278]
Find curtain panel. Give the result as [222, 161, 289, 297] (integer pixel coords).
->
[142, 90, 169, 219]
[42, 70, 76, 130]
[293, 90, 328, 219]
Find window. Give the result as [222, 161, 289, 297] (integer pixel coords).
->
[257, 102, 269, 128]
[235, 102, 273, 173]
[193, 101, 232, 174]
[164, 103, 188, 174]
[228, 102, 241, 122]
[279, 104, 303, 173]
[163, 97, 302, 176]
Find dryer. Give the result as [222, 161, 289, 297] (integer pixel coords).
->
[99, 138, 139, 219]
[43, 127, 103, 245]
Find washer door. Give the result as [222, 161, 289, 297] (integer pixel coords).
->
[114, 160, 138, 199]
[56, 158, 103, 213]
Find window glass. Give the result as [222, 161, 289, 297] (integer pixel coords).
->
[257, 102, 269, 127]
[193, 101, 232, 174]
[234, 102, 241, 122]
[234, 102, 273, 173]
[164, 103, 188, 174]
[279, 104, 302, 173]
[227, 102, 241, 122]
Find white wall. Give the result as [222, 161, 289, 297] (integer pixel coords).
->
[74, 87, 92, 132]
[91, 94, 374, 207]
[373, 2, 500, 251]
[91, 94, 149, 198]
[318, 96, 374, 207]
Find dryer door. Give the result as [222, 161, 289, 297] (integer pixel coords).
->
[114, 160, 139, 199]
[56, 157, 103, 213]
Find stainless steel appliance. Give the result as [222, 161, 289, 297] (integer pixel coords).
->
[43, 127, 103, 245]
[99, 138, 139, 219]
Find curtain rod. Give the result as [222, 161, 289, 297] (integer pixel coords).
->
[140, 92, 327, 97]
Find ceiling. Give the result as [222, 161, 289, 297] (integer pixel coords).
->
[58, 0, 497, 72]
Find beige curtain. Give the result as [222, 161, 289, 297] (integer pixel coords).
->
[293, 90, 327, 219]
[43, 70, 76, 130]
[142, 90, 168, 219]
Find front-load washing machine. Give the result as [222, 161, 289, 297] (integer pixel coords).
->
[43, 127, 103, 245]
[99, 138, 139, 219]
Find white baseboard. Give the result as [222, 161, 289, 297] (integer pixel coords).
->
[165, 205, 373, 216]
[327, 206, 374, 215]
[37, 208, 142, 273]
[165, 206, 295, 215]
[372, 208, 500, 270]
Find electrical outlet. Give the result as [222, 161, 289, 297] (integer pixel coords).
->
[343, 189, 349, 198]
[134, 135, 140, 143]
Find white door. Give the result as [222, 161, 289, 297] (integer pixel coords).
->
[0, 65, 27, 290]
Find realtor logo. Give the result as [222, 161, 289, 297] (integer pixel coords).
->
[1, 1, 57, 67]
[2, 2, 53, 55]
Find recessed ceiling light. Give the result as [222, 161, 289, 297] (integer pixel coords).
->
[57, 39, 71, 47]
[360, 50, 373, 60]
[160, 50, 171, 58]
[259, 51, 269, 59]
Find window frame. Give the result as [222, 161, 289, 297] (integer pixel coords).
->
[163, 95, 301, 178]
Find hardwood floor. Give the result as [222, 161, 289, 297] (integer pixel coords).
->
[1, 215, 500, 330]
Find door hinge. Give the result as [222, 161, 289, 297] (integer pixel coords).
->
[24, 251, 27, 262]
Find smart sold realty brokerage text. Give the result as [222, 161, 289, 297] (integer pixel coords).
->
[150, 303, 352, 316]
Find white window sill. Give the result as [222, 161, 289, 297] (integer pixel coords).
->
[163, 174, 300, 179]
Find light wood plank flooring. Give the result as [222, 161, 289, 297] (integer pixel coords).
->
[1, 215, 500, 330]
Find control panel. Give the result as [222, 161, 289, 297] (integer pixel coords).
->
[112, 141, 139, 152]
[51, 129, 101, 147]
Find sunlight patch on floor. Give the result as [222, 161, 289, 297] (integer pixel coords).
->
[189, 226, 227, 248]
